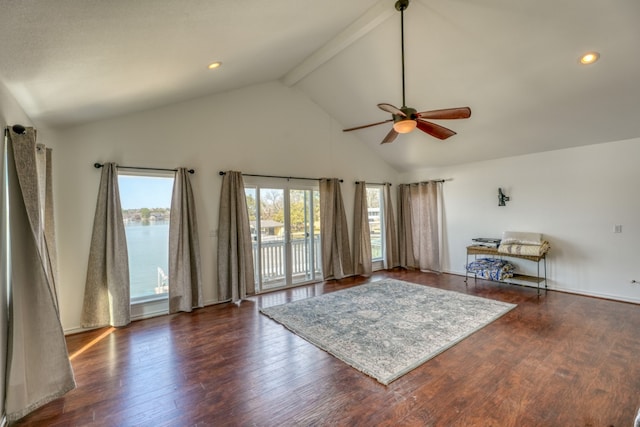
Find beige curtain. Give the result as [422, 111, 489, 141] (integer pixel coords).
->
[382, 183, 399, 269]
[398, 184, 414, 268]
[411, 181, 442, 272]
[0, 130, 7, 421]
[353, 181, 372, 276]
[398, 181, 443, 272]
[5, 127, 75, 422]
[81, 163, 131, 328]
[319, 178, 353, 280]
[42, 146, 60, 306]
[168, 168, 203, 313]
[217, 171, 255, 303]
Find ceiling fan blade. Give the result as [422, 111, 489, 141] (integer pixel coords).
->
[343, 119, 393, 132]
[377, 103, 406, 117]
[417, 107, 471, 120]
[381, 128, 398, 144]
[416, 119, 457, 140]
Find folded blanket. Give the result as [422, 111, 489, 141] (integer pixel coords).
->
[501, 231, 543, 245]
[498, 241, 550, 257]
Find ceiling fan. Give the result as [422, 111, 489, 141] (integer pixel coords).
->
[343, 0, 471, 144]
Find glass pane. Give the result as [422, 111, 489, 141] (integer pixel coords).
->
[118, 175, 174, 301]
[290, 189, 313, 285]
[313, 190, 322, 277]
[366, 187, 383, 261]
[258, 188, 285, 289]
[244, 187, 259, 287]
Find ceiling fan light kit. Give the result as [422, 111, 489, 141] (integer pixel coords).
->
[393, 119, 417, 133]
[343, 0, 471, 144]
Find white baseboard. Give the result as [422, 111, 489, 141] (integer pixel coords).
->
[64, 325, 89, 335]
[444, 268, 640, 305]
[65, 299, 228, 335]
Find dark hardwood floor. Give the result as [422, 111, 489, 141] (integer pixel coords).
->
[15, 270, 640, 426]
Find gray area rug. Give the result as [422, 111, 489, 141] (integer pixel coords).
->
[260, 279, 516, 385]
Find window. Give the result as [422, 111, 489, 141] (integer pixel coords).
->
[118, 173, 174, 303]
[366, 185, 385, 262]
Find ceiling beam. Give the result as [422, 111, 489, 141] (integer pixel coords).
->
[282, 0, 394, 87]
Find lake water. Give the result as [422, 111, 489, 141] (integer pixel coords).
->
[124, 221, 169, 298]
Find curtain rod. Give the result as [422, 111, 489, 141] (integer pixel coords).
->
[94, 163, 195, 174]
[219, 171, 342, 183]
[402, 179, 447, 185]
[355, 181, 392, 186]
[354, 179, 448, 186]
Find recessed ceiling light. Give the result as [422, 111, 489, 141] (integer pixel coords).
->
[579, 52, 600, 65]
[207, 61, 222, 70]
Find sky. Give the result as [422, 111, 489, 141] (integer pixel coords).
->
[118, 175, 174, 209]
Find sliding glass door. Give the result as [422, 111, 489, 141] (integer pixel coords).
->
[245, 183, 321, 292]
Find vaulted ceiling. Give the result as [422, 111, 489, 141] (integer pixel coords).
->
[1, 0, 639, 171]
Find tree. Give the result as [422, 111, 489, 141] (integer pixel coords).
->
[245, 192, 257, 221]
[289, 199, 305, 232]
[260, 189, 284, 221]
[366, 188, 381, 209]
[140, 207, 150, 219]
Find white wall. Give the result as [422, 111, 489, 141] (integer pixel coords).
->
[401, 138, 640, 303]
[54, 81, 400, 333]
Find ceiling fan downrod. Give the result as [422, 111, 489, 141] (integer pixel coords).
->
[395, 0, 410, 108]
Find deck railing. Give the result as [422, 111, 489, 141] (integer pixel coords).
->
[253, 236, 321, 288]
[253, 236, 382, 289]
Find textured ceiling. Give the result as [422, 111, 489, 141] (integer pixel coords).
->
[1, 0, 639, 171]
[0, 0, 377, 125]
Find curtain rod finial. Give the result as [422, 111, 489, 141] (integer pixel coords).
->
[219, 171, 226, 176]
[12, 124, 26, 134]
[94, 163, 104, 169]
